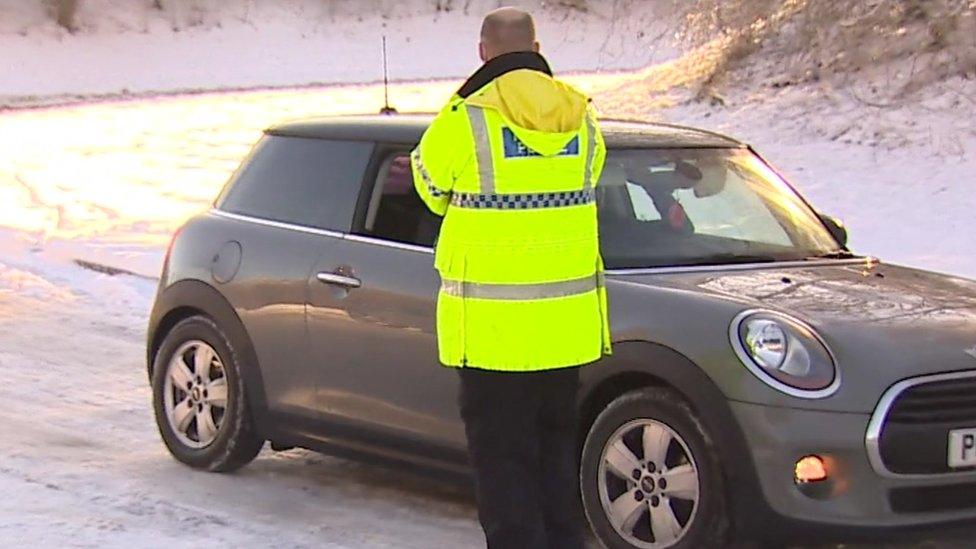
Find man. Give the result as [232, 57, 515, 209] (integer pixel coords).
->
[411, 7, 610, 549]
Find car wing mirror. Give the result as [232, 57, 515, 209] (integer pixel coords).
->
[818, 213, 848, 248]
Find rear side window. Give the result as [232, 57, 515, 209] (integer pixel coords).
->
[216, 136, 373, 231]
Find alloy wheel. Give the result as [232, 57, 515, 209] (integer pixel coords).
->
[162, 340, 228, 449]
[597, 418, 700, 548]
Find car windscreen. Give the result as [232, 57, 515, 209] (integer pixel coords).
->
[597, 148, 842, 269]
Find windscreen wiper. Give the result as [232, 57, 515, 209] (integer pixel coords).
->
[809, 250, 857, 259]
[691, 254, 782, 265]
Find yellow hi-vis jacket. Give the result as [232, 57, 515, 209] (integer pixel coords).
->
[411, 53, 610, 370]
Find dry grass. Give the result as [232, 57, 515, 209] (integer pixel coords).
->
[682, 0, 976, 99]
[599, 0, 976, 112]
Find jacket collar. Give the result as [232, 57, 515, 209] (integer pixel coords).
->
[456, 51, 553, 99]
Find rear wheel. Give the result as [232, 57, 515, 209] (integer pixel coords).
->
[152, 315, 263, 472]
[581, 387, 728, 548]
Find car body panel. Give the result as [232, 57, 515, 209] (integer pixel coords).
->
[165, 212, 330, 419]
[307, 235, 465, 449]
[608, 261, 976, 412]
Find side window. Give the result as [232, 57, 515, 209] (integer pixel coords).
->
[360, 152, 442, 247]
[217, 136, 372, 231]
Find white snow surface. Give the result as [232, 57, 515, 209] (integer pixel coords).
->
[0, 0, 674, 106]
[1, 1, 976, 547]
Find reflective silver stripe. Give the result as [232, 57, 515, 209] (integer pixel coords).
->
[441, 274, 599, 300]
[465, 105, 495, 194]
[411, 149, 447, 198]
[450, 188, 595, 209]
[584, 113, 597, 191]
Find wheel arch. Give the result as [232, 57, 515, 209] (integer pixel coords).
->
[147, 279, 270, 433]
[579, 340, 771, 535]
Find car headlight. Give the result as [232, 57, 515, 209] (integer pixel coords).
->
[730, 310, 839, 398]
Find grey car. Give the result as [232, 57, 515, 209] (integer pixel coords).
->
[147, 115, 976, 548]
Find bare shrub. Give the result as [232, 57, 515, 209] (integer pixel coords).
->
[48, 0, 81, 32]
[678, 0, 976, 100]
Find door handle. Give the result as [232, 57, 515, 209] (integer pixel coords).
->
[316, 272, 361, 289]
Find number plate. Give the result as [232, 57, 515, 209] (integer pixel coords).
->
[948, 428, 976, 468]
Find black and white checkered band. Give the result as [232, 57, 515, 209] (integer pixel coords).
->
[450, 189, 595, 209]
[411, 150, 447, 198]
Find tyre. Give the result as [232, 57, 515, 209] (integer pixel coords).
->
[152, 315, 264, 472]
[581, 387, 728, 548]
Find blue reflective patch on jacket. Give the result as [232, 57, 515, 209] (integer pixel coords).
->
[502, 127, 579, 158]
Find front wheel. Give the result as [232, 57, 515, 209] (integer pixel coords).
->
[151, 315, 263, 472]
[581, 387, 728, 548]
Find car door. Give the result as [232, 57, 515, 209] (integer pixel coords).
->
[213, 135, 372, 421]
[306, 148, 466, 451]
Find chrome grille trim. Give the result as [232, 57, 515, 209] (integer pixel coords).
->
[866, 370, 976, 480]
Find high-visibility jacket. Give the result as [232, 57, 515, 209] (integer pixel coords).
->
[411, 52, 610, 370]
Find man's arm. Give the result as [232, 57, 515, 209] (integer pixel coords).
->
[588, 105, 612, 355]
[411, 102, 465, 216]
[587, 104, 607, 188]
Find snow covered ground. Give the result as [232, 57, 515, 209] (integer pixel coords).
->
[0, 0, 674, 107]
[2, 1, 975, 547]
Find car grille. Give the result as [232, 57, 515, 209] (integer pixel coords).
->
[875, 373, 976, 475]
[886, 376, 976, 424]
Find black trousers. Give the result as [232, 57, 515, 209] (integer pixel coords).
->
[458, 366, 584, 549]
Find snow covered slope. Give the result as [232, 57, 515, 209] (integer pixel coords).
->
[0, 0, 674, 107]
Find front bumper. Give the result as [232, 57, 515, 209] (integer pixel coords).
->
[730, 401, 976, 528]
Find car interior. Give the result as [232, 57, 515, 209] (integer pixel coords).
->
[360, 148, 810, 268]
[362, 153, 442, 247]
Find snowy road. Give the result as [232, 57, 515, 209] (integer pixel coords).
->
[1, 87, 974, 547]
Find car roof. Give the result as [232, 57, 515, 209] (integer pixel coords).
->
[265, 114, 744, 149]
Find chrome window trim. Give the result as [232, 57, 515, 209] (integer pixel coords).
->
[208, 210, 872, 272]
[728, 309, 841, 399]
[865, 369, 976, 480]
[606, 257, 873, 276]
[210, 209, 346, 239]
[344, 233, 434, 254]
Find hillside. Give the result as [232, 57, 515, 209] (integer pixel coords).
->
[598, 0, 976, 276]
[0, 0, 674, 107]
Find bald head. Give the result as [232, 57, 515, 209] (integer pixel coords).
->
[479, 7, 539, 61]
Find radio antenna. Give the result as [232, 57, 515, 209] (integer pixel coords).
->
[379, 35, 397, 115]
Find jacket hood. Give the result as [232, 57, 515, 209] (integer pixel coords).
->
[458, 52, 589, 157]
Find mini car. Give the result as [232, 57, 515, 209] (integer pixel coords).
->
[148, 115, 976, 548]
